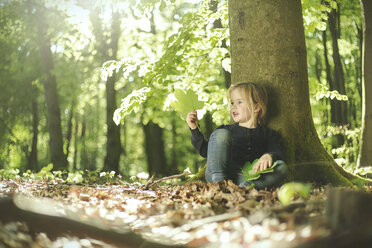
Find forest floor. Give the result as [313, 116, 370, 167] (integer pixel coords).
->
[0, 178, 371, 248]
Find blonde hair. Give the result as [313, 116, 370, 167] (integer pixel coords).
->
[228, 82, 268, 126]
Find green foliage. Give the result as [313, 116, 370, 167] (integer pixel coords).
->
[319, 126, 361, 171]
[278, 182, 312, 206]
[354, 167, 372, 177]
[0, 165, 123, 184]
[171, 88, 204, 120]
[302, 0, 337, 33]
[36, 163, 54, 180]
[0, 168, 21, 180]
[103, 0, 229, 126]
[113, 87, 152, 125]
[241, 160, 278, 181]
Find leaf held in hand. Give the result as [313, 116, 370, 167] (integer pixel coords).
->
[172, 88, 204, 120]
[241, 159, 278, 181]
[278, 182, 312, 205]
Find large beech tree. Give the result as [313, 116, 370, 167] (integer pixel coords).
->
[228, 0, 354, 185]
[358, 0, 372, 168]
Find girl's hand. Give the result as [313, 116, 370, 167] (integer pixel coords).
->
[254, 153, 273, 172]
[186, 110, 198, 129]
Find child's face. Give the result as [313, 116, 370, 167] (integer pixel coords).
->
[230, 88, 256, 127]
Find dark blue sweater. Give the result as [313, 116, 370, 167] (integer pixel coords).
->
[190, 123, 285, 164]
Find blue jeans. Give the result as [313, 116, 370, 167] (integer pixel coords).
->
[205, 129, 288, 190]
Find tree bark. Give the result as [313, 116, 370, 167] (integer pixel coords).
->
[81, 119, 87, 170]
[228, 0, 352, 185]
[28, 88, 38, 172]
[143, 121, 168, 177]
[315, 48, 329, 124]
[328, 7, 348, 127]
[322, 30, 336, 126]
[358, 0, 372, 168]
[36, 3, 67, 170]
[171, 116, 178, 169]
[140, 10, 170, 176]
[65, 103, 74, 160]
[209, 0, 231, 89]
[73, 118, 79, 170]
[102, 11, 122, 172]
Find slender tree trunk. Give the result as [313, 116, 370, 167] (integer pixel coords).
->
[140, 11, 170, 176]
[358, 0, 372, 168]
[328, 7, 348, 127]
[36, 3, 67, 170]
[73, 118, 79, 170]
[143, 121, 168, 176]
[103, 11, 122, 172]
[65, 103, 74, 159]
[80, 119, 86, 170]
[323, 30, 334, 125]
[28, 90, 38, 171]
[315, 49, 329, 124]
[228, 0, 352, 185]
[171, 116, 177, 169]
[356, 21, 363, 103]
[209, 0, 231, 89]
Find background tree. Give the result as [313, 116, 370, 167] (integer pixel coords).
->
[305, 0, 363, 170]
[89, 7, 122, 172]
[328, 4, 348, 128]
[35, 1, 67, 170]
[357, 0, 372, 168]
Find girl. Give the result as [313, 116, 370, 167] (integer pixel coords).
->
[186, 82, 288, 190]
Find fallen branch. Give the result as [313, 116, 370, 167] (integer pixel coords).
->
[145, 172, 192, 189]
[144, 175, 155, 190]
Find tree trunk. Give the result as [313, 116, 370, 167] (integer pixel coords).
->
[171, 116, 177, 169]
[143, 121, 168, 177]
[81, 119, 87, 170]
[28, 89, 38, 172]
[322, 30, 335, 126]
[228, 0, 352, 185]
[328, 7, 348, 127]
[315, 48, 329, 124]
[210, 0, 231, 89]
[65, 103, 74, 160]
[102, 11, 122, 172]
[73, 118, 79, 170]
[36, 3, 67, 171]
[358, 0, 372, 168]
[139, 10, 170, 177]
[356, 21, 363, 105]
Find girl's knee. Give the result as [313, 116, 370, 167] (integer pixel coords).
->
[210, 129, 231, 144]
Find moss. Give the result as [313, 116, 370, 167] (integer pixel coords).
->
[187, 164, 206, 183]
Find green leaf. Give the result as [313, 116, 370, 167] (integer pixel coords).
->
[241, 159, 278, 181]
[172, 88, 204, 120]
[278, 182, 312, 205]
[113, 87, 152, 125]
[40, 163, 53, 172]
[330, 0, 337, 10]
